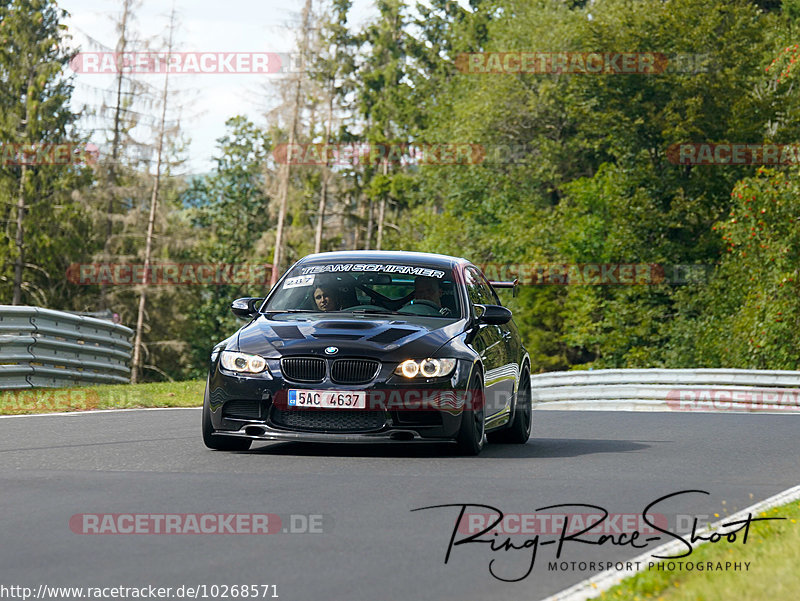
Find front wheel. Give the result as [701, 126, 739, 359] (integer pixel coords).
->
[455, 374, 485, 456]
[202, 382, 252, 451]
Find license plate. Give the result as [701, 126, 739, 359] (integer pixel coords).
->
[287, 389, 366, 409]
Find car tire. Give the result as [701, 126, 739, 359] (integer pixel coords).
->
[202, 381, 252, 452]
[455, 373, 485, 456]
[488, 366, 532, 444]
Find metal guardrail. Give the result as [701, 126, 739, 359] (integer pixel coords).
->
[531, 368, 800, 411]
[0, 305, 132, 390]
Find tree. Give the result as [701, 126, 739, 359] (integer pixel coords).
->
[271, 0, 314, 286]
[394, 0, 783, 370]
[181, 116, 273, 378]
[355, 1, 425, 249]
[130, 6, 185, 383]
[0, 0, 90, 306]
[666, 168, 800, 369]
[309, 0, 357, 253]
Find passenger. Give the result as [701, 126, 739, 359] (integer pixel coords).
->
[313, 285, 340, 312]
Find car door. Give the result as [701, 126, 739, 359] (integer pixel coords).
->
[475, 267, 519, 415]
[464, 266, 514, 418]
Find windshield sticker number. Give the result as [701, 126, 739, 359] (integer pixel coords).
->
[283, 275, 315, 289]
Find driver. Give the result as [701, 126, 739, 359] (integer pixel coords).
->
[313, 285, 340, 312]
[413, 276, 451, 316]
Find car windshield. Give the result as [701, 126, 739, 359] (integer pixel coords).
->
[262, 262, 462, 319]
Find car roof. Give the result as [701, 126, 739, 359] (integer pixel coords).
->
[296, 250, 470, 269]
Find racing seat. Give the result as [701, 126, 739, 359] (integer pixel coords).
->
[336, 284, 359, 310]
[440, 289, 458, 315]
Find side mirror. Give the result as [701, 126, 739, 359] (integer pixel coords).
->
[474, 304, 512, 325]
[231, 297, 264, 320]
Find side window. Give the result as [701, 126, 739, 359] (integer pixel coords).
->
[465, 267, 497, 311]
[479, 273, 501, 305]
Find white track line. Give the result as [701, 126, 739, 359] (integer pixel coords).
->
[538, 483, 800, 601]
[3, 400, 798, 418]
[0, 407, 201, 419]
[534, 400, 800, 414]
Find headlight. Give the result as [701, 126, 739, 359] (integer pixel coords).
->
[220, 351, 269, 374]
[394, 358, 457, 379]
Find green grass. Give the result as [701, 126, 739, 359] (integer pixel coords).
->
[593, 500, 800, 601]
[0, 379, 205, 415]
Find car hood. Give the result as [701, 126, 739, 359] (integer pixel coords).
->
[234, 314, 466, 360]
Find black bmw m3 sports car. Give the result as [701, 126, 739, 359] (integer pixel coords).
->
[202, 250, 532, 455]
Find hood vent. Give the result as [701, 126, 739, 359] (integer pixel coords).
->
[317, 320, 375, 330]
[311, 333, 363, 340]
[368, 328, 416, 344]
[271, 325, 305, 339]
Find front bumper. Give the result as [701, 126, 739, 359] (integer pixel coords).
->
[211, 424, 456, 444]
[206, 358, 472, 442]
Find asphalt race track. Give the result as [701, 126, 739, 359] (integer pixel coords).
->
[2, 408, 799, 601]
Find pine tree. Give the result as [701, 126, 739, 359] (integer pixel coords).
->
[0, 0, 90, 306]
